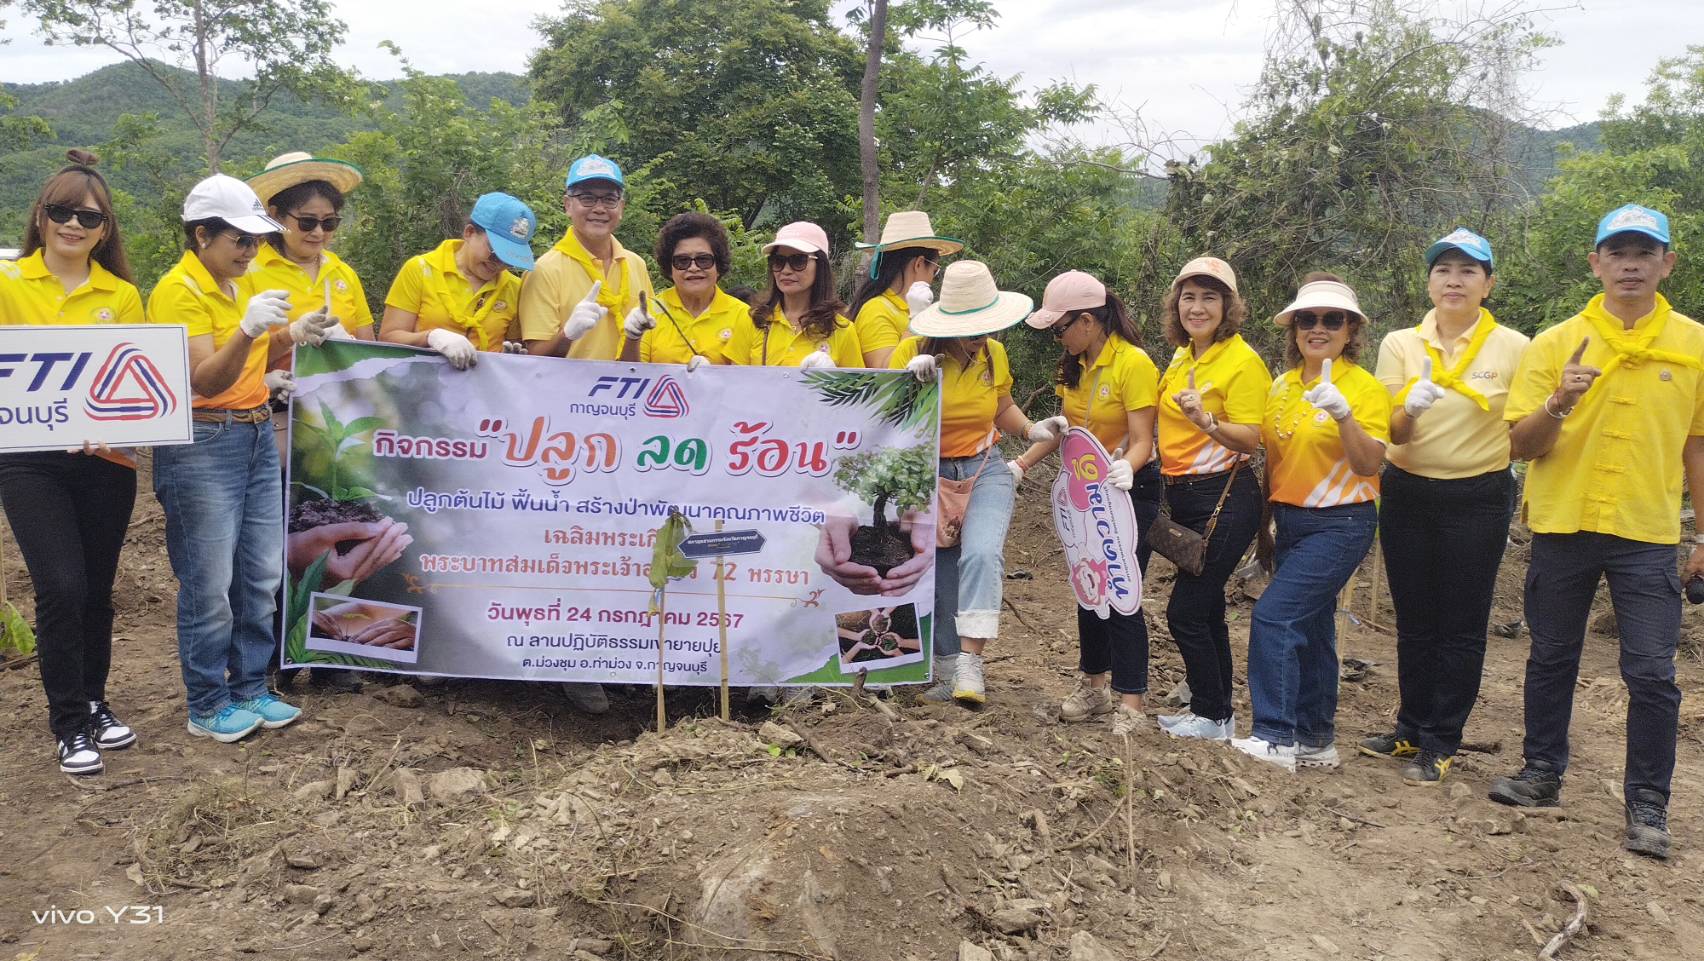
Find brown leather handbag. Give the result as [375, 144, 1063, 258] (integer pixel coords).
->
[1148, 461, 1242, 577]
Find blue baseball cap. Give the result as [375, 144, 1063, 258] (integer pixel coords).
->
[468, 192, 537, 271]
[1596, 204, 1671, 247]
[566, 154, 625, 190]
[1425, 227, 1494, 269]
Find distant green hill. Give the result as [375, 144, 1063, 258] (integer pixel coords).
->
[1, 61, 528, 244]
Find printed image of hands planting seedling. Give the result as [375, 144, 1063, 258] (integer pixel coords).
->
[836, 604, 922, 672]
[307, 598, 421, 665]
[285, 397, 412, 670]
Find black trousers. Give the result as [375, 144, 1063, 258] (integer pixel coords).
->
[0, 452, 137, 739]
[1079, 463, 1161, 694]
[1522, 532, 1682, 802]
[1379, 464, 1513, 755]
[1163, 467, 1264, 722]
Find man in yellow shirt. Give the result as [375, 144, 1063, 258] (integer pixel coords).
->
[1493, 204, 1703, 861]
[519, 154, 654, 361]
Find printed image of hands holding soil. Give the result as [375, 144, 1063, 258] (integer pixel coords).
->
[815, 445, 936, 596]
[308, 597, 421, 664]
[288, 499, 413, 590]
[836, 604, 922, 673]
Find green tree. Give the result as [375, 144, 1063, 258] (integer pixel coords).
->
[529, 0, 863, 239]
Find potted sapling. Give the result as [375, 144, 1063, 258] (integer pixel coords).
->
[831, 445, 935, 576]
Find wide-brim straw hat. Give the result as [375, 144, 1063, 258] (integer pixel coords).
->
[246, 152, 364, 206]
[908, 261, 1033, 338]
[1274, 279, 1364, 327]
[854, 210, 963, 256]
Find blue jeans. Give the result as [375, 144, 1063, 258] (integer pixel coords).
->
[1247, 501, 1377, 746]
[933, 450, 1016, 656]
[153, 417, 283, 717]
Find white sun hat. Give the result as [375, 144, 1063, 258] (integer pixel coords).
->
[1274, 279, 1364, 327]
[908, 261, 1034, 338]
[182, 174, 283, 234]
[854, 210, 964, 256]
[245, 152, 363, 207]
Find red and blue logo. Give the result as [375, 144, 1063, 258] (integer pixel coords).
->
[84, 342, 178, 421]
[642, 375, 689, 418]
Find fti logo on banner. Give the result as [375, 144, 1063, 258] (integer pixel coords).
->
[85, 342, 179, 420]
[642, 376, 689, 418]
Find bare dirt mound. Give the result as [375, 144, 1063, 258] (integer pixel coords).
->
[2, 466, 1702, 960]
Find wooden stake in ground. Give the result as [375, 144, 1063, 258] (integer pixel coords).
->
[715, 520, 732, 722]
[655, 586, 669, 732]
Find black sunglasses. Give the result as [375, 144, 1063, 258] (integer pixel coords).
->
[225, 232, 262, 252]
[671, 253, 717, 271]
[287, 212, 342, 233]
[1050, 315, 1080, 340]
[44, 203, 108, 230]
[1293, 311, 1348, 331]
[768, 251, 813, 273]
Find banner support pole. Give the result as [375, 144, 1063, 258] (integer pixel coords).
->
[655, 589, 668, 732]
[715, 520, 731, 721]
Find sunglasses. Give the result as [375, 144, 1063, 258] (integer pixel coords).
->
[287, 212, 342, 233]
[671, 253, 717, 271]
[1050, 315, 1080, 340]
[769, 251, 813, 273]
[44, 203, 108, 230]
[1293, 311, 1348, 331]
[225, 232, 263, 252]
[569, 192, 623, 210]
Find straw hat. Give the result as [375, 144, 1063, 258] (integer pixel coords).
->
[854, 210, 963, 256]
[1274, 279, 1364, 327]
[908, 261, 1033, 338]
[246, 152, 363, 207]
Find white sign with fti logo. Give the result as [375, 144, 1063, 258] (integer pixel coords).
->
[0, 324, 194, 453]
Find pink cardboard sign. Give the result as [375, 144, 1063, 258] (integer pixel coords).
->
[1050, 427, 1142, 618]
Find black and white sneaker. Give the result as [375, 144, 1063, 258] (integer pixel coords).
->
[58, 731, 104, 775]
[89, 700, 137, 749]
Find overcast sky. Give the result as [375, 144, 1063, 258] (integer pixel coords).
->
[3, 0, 1694, 152]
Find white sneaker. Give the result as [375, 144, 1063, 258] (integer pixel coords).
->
[57, 731, 103, 775]
[922, 656, 956, 702]
[559, 683, 610, 714]
[1164, 713, 1234, 742]
[89, 700, 137, 749]
[952, 652, 986, 705]
[1112, 705, 1147, 738]
[1231, 735, 1297, 772]
[1295, 743, 1341, 769]
[1059, 679, 1115, 721]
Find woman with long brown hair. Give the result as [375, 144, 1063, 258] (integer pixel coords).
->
[0, 151, 143, 774]
[726, 221, 862, 368]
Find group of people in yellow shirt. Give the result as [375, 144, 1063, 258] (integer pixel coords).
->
[2, 145, 1692, 861]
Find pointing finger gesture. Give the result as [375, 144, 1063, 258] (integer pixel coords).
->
[1556, 337, 1601, 408]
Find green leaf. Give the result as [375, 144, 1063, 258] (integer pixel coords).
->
[317, 398, 345, 441]
[344, 416, 386, 436]
[337, 486, 379, 501]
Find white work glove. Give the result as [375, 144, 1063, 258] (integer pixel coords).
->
[623, 304, 656, 340]
[905, 353, 938, 382]
[798, 348, 834, 369]
[1403, 357, 1447, 417]
[686, 354, 709, 372]
[1302, 358, 1351, 421]
[264, 369, 296, 402]
[1106, 457, 1134, 491]
[239, 289, 291, 338]
[502, 340, 527, 354]
[904, 281, 934, 317]
[287, 308, 339, 346]
[1027, 414, 1068, 442]
[1007, 459, 1024, 483]
[324, 322, 355, 341]
[563, 281, 608, 341]
[426, 328, 478, 370]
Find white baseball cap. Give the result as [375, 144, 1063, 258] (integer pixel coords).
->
[182, 174, 283, 235]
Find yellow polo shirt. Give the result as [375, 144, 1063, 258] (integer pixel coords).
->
[1377, 311, 1528, 479]
[854, 289, 909, 355]
[1263, 361, 1390, 508]
[517, 230, 654, 361]
[0, 251, 143, 327]
[726, 308, 863, 368]
[1056, 334, 1158, 455]
[889, 337, 1011, 457]
[1505, 295, 1704, 544]
[384, 240, 521, 352]
[242, 243, 374, 336]
[148, 251, 270, 411]
[638, 286, 748, 365]
[1156, 334, 1271, 476]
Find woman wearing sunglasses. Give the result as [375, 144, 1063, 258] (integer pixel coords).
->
[1233, 274, 1390, 772]
[1017, 271, 1161, 736]
[1361, 231, 1528, 785]
[849, 211, 962, 368]
[148, 174, 338, 744]
[244, 153, 373, 345]
[727, 222, 862, 368]
[618, 212, 747, 367]
[0, 151, 145, 774]
[1152, 258, 1271, 742]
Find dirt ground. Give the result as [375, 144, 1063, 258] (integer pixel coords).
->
[2, 463, 1702, 961]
